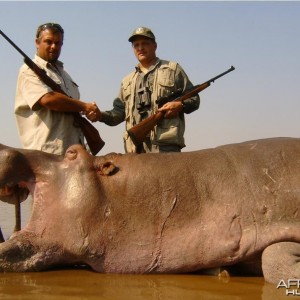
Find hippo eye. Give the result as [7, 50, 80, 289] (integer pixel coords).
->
[66, 149, 77, 160]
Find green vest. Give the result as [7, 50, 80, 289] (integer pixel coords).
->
[121, 60, 185, 153]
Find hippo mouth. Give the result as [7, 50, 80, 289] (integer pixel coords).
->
[0, 146, 37, 208]
[0, 183, 30, 204]
[0, 181, 31, 240]
[0, 186, 13, 197]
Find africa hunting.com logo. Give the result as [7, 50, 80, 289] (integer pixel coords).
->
[277, 279, 300, 296]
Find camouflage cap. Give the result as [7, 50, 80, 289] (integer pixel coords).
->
[128, 27, 155, 42]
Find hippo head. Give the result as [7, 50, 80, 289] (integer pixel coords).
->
[0, 143, 116, 272]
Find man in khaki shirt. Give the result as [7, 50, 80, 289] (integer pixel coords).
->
[15, 23, 100, 155]
[96, 27, 200, 153]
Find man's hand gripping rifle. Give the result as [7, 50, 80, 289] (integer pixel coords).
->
[0, 29, 105, 155]
[127, 66, 235, 147]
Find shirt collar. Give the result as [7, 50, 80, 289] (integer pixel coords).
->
[135, 57, 160, 73]
[34, 54, 64, 69]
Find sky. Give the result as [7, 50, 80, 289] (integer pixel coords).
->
[0, 1, 299, 155]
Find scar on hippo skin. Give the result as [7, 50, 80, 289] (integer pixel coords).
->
[96, 161, 118, 176]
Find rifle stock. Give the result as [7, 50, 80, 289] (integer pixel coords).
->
[73, 114, 104, 155]
[127, 112, 165, 146]
[0, 29, 104, 155]
[127, 66, 235, 146]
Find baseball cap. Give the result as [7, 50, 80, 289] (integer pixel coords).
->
[128, 27, 155, 42]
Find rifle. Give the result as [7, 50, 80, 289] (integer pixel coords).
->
[0, 29, 105, 155]
[127, 66, 235, 146]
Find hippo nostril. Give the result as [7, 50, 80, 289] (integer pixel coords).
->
[66, 149, 77, 161]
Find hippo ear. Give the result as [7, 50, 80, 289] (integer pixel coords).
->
[97, 161, 118, 176]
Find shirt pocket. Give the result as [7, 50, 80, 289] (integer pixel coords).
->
[46, 70, 62, 86]
[157, 67, 175, 96]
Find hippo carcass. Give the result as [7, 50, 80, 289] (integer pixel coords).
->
[0, 137, 299, 284]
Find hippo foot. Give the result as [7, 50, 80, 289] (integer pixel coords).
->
[262, 242, 300, 284]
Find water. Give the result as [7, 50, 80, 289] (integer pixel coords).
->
[0, 200, 288, 299]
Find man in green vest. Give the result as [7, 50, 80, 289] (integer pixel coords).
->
[95, 27, 200, 153]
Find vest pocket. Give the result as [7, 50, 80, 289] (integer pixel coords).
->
[122, 81, 132, 118]
[157, 68, 175, 96]
[154, 118, 180, 145]
[122, 80, 132, 99]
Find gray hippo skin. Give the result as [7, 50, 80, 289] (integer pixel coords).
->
[0, 137, 299, 284]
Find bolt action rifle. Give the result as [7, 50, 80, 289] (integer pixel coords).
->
[0, 29, 105, 155]
[127, 66, 235, 146]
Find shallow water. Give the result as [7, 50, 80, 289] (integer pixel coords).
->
[0, 270, 288, 300]
[0, 200, 289, 299]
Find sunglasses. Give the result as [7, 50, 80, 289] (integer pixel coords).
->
[36, 23, 64, 38]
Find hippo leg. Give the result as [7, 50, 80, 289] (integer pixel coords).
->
[0, 232, 62, 272]
[262, 242, 300, 284]
[0, 235, 36, 271]
[0, 232, 85, 272]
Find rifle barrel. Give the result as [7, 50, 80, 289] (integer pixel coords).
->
[207, 66, 235, 84]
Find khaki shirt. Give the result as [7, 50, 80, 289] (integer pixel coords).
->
[101, 59, 200, 153]
[15, 55, 83, 155]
